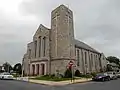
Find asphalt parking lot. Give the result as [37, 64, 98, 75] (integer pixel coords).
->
[0, 79, 120, 90]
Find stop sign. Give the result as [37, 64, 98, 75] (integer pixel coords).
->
[67, 61, 74, 69]
[69, 61, 73, 66]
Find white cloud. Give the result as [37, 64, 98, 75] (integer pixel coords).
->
[0, 0, 120, 64]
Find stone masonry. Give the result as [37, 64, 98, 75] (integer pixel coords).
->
[22, 4, 107, 76]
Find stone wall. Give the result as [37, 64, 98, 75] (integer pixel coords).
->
[50, 59, 75, 75]
[75, 47, 101, 74]
[33, 24, 50, 59]
[50, 5, 75, 60]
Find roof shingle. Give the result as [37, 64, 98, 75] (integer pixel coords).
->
[74, 39, 100, 53]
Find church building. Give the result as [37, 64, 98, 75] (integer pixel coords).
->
[22, 5, 107, 76]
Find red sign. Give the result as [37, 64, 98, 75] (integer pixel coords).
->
[67, 61, 74, 69]
[69, 61, 73, 66]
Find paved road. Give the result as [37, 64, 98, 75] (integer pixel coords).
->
[0, 79, 120, 90]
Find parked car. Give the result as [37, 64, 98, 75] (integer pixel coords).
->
[92, 73, 110, 82]
[0, 72, 14, 80]
[106, 72, 117, 80]
[116, 72, 120, 78]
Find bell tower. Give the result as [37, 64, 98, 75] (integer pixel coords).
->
[50, 5, 75, 60]
[50, 5, 75, 74]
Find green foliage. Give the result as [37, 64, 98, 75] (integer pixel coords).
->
[12, 73, 20, 77]
[75, 70, 81, 77]
[42, 74, 55, 79]
[75, 71, 94, 78]
[84, 74, 92, 78]
[13, 63, 22, 75]
[106, 64, 113, 71]
[64, 69, 72, 78]
[91, 72, 97, 77]
[78, 74, 92, 78]
[3, 62, 13, 72]
[107, 56, 120, 65]
[106, 56, 120, 70]
[32, 75, 71, 81]
[118, 66, 120, 69]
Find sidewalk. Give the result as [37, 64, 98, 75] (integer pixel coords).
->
[28, 78, 92, 86]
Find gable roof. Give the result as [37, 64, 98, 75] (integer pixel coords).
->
[74, 39, 100, 54]
[34, 24, 50, 37]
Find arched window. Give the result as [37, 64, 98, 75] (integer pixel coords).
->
[89, 52, 92, 71]
[91, 54, 93, 66]
[28, 49, 31, 59]
[43, 37, 46, 56]
[32, 64, 35, 76]
[85, 52, 87, 64]
[39, 36, 41, 57]
[34, 41, 37, 58]
[94, 54, 97, 70]
[41, 64, 45, 75]
[36, 64, 39, 75]
[77, 49, 80, 66]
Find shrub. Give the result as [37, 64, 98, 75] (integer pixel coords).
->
[51, 74, 55, 77]
[84, 74, 92, 78]
[75, 70, 81, 77]
[50, 74, 55, 79]
[91, 72, 97, 77]
[56, 73, 63, 78]
[75, 73, 92, 78]
[12, 73, 20, 77]
[64, 69, 72, 78]
[42, 75, 49, 77]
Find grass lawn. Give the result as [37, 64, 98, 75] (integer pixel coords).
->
[30, 76, 81, 81]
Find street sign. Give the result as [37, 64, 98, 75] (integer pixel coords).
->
[69, 61, 73, 65]
[67, 61, 74, 69]
[67, 60, 76, 83]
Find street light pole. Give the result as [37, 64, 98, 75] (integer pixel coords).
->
[72, 65, 75, 82]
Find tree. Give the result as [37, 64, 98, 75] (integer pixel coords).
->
[64, 69, 72, 78]
[106, 56, 120, 65]
[3, 62, 13, 72]
[106, 64, 113, 71]
[13, 63, 22, 75]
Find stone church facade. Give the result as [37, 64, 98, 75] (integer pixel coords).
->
[22, 5, 107, 76]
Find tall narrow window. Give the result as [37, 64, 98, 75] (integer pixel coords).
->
[39, 36, 41, 57]
[34, 41, 37, 58]
[43, 37, 46, 56]
[75, 48, 76, 56]
[32, 64, 35, 76]
[36, 64, 39, 75]
[84, 52, 87, 74]
[81, 49, 85, 73]
[94, 55, 97, 70]
[91, 54, 93, 66]
[85, 52, 87, 64]
[99, 56, 102, 68]
[89, 53, 92, 71]
[28, 49, 31, 59]
[96, 55, 98, 64]
[94, 55, 96, 63]
[77, 49, 80, 66]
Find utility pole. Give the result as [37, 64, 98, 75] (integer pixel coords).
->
[72, 65, 74, 82]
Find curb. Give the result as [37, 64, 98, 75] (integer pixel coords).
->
[69, 80, 92, 85]
[28, 81, 51, 86]
[28, 79, 92, 86]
